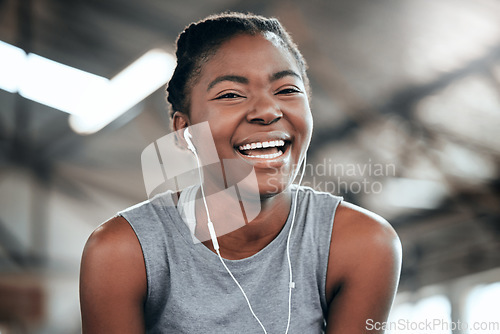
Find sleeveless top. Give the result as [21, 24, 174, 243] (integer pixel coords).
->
[119, 185, 342, 333]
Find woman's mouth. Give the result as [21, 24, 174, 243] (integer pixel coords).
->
[236, 140, 289, 159]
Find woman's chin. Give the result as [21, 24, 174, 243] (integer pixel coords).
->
[256, 176, 291, 199]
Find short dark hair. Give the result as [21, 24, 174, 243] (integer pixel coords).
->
[166, 11, 310, 118]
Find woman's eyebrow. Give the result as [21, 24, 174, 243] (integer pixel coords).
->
[207, 75, 249, 91]
[206, 70, 301, 92]
[270, 70, 301, 82]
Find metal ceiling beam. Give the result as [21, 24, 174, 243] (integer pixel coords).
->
[309, 42, 500, 156]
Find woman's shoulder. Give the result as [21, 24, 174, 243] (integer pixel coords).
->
[294, 186, 396, 246]
[80, 215, 147, 301]
[329, 200, 402, 278]
[80, 216, 147, 332]
[84, 215, 142, 256]
[331, 202, 401, 271]
[326, 201, 402, 303]
[334, 201, 399, 245]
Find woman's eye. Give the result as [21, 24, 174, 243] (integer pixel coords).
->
[277, 88, 301, 95]
[215, 92, 243, 99]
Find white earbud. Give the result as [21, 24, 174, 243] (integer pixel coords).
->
[184, 127, 196, 153]
[183, 126, 219, 251]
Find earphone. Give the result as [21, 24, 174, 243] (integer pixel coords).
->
[183, 126, 308, 334]
[184, 127, 220, 251]
[183, 127, 196, 154]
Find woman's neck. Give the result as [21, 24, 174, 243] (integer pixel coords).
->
[196, 188, 292, 260]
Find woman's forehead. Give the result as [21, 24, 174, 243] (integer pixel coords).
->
[200, 34, 298, 77]
[218, 32, 289, 56]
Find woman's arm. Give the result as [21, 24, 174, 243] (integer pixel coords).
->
[80, 216, 147, 334]
[325, 202, 402, 334]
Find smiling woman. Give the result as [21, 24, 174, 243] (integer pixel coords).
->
[79, 12, 402, 334]
[182, 31, 312, 197]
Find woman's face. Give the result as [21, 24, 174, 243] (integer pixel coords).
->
[186, 33, 313, 196]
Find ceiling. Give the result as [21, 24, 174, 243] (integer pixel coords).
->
[1, 0, 500, 289]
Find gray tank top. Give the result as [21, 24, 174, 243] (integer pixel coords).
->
[119, 185, 342, 333]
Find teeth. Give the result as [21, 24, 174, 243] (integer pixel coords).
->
[245, 150, 283, 159]
[238, 140, 285, 151]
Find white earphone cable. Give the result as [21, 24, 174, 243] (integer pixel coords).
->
[187, 128, 308, 333]
[216, 249, 269, 334]
[284, 151, 307, 334]
[190, 143, 266, 332]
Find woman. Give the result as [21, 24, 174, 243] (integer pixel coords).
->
[80, 12, 401, 333]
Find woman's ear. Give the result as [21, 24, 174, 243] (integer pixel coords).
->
[172, 111, 190, 132]
[172, 111, 191, 150]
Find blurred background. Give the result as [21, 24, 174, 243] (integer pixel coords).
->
[1, 0, 499, 333]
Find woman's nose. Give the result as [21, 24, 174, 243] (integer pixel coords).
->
[246, 96, 283, 125]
